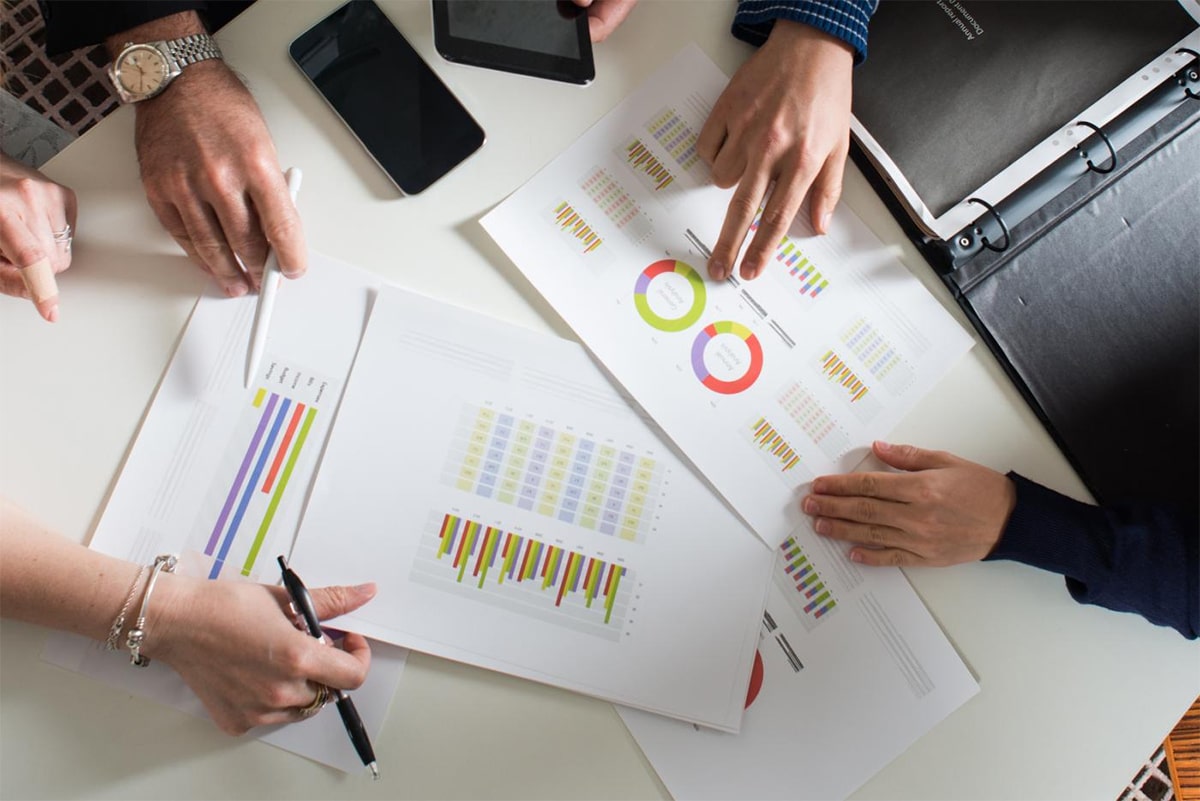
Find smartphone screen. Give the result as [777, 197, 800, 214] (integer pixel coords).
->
[290, 0, 485, 194]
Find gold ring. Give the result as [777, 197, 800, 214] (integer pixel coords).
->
[297, 684, 330, 719]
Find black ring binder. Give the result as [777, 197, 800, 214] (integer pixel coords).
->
[966, 198, 1010, 253]
[1073, 121, 1117, 174]
[1178, 47, 1199, 99]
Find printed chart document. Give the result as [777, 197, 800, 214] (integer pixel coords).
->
[290, 284, 774, 732]
[619, 512, 980, 800]
[42, 253, 406, 773]
[481, 44, 973, 546]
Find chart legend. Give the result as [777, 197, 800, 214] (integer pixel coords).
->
[774, 536, 837, 630]
[410, 511, 634, 640]
[442, 404, 662, 542]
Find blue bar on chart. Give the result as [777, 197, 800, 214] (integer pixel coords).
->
[773, 535, 837, 631]
[442, 404, 662, 543]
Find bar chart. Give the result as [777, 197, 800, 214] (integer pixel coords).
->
[409, 511, 634, 641]
[193, 360, 330, 581]
[750, 211, 830, 299]
[442, 404, 662, 543]
[645, 106, 701, 171]
[547, 199, 604, 255]
[621, 137, 676, 191]
[774, 535, 837, 631]
[746, 416, 801, 473]
[817, 349, 881, 422]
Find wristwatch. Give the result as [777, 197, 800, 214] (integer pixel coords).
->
[108, 33, 223, 103]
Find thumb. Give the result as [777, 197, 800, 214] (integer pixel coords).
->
[873, 441, 954, 472]
[309, 582, 377, 620]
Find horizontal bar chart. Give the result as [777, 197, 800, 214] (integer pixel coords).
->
[774, 535, 837, 631]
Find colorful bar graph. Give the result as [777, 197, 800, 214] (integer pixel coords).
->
[749, 210, 829, 299]
[549, 200, 603, 254]
[819, 349, 870, 402]
[646, 107, 700, 170]
[444, 405, 661, 542]
[418, 512, 632, 632]
[580, 167, 654, 243]
[840, 318, 914, 393]
[774, 535, 837, 630]
[204, 387, 318, 579]
[623, 138, 674, 190]
[749, 417, 800, 472]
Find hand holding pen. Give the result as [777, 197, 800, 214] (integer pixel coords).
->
[278, 555, 381, 779]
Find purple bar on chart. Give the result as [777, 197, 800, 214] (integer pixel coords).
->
[206, 393, 278, 555]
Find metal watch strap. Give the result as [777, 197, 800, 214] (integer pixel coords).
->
[165, 33, 223, 67]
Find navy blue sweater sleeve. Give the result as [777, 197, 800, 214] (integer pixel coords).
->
[731, 0, 878, 64]
[37, 1, 252, 56]
[985, 473, 1199, 639]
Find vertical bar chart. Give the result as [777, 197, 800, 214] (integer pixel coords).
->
[645, 107, 701, 171]
[621, 137, 675, 191]
[750, 211, 829, 299]
[774, 535, 837, 631]
[443, 404, 662, 543]
[192, 359, 331, 581]
[746, 416, 801, 472]
[547, 200, 604, 255]
[409, 511, 634, 641]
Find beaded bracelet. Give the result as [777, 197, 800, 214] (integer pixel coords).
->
[125, 554, 178, 667]
[105, 563, 149, 651]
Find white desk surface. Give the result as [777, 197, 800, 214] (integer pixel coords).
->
[2, 1, 1197, 798]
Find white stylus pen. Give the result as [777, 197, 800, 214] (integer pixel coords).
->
[245, 167, 303, 388]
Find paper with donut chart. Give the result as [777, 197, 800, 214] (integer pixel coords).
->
[289, 284, 774, 732]
[481, 44, 974, 547]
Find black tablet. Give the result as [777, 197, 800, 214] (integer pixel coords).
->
[431, 0, 594, 85]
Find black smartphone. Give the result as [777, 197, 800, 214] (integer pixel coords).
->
[290, 0, 485, 195]
[431, 0, 594, 85]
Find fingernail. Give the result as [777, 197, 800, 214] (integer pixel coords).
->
[226, 283, 248, 298]
[811, 478, 825, 493]
[708, 259, 727, 280]
[802, 496, 817, 514]
[875, 440, 890, 452]
[353, 582, 377, 596]
[46, 303, 59, 323]
[814, 518, 829, 535]
[849, 549, 864, 563]
[820, 212, 833, 233]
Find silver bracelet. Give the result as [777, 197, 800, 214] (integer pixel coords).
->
[126, 554, 178, 667]
[104, 563, 149, 651]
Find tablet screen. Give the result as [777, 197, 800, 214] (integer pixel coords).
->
[447, 0, 580, 59]
[432, 0, 594, 85]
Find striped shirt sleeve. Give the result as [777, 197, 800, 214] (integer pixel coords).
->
[732, 0, 879, 64]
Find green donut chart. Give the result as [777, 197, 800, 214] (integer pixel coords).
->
[633, 259, 707, 332]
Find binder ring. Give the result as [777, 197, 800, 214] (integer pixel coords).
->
[1178, 48, 1199, 99]
[966, 198, 1010, 253]
[1073, 121, 1117, 174]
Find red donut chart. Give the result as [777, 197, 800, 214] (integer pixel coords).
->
[690, 321, 764, 395]
[745, 649, 765, 708]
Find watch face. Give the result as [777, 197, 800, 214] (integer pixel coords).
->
[116, 45, 169, 97]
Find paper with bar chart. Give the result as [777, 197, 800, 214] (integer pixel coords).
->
[618, 515, 979, 801]
[289, 284, 774, 732]
[481, 45, 973, 546]
[40, 254, 407, 773]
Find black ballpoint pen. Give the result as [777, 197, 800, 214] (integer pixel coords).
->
[278, 555, 380, 780]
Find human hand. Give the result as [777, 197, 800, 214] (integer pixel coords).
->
[801, 441, 1017, 567]
[0, 153, 76, 322]
[698, 21, 854, 281]
[148, 574, 374, 735]
[571, 0, 638, 42]
[133, 60, 305, 297]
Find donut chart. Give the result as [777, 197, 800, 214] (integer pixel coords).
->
[634, 259, 706, 332]
[691, 321, 764, 394]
